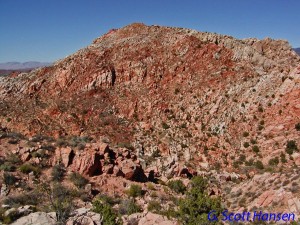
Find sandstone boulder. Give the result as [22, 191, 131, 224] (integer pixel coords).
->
[138, 212, 179, 225]
[11, 212, 56, 225]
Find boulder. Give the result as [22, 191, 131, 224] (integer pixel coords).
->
[53, 147, 74, 167]
[71, 150, 102, 176]
[118, 159, 147, 182]
[66, 208, 102, 225]
[138, 212, 179, 225]
[11, 212, 56, 225]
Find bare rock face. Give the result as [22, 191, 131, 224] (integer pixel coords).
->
[50, 142, 148, 181]
[118, 159, 147, 182]
[71, 149, 102, 176]
[52, 147, 74, 167]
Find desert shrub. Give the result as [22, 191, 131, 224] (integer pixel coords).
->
[243, 142, 250, 148]
[250, 139, 257, 144]
[0, 162, 15, 172]
[255, 160, 264, 170]
[147, 200, 162, 213]
[118, 199, 141, 215]
[178, 176, 222, 224]
[295, 123, 300, 131]
[245, 158, 254, 166]
[147, 182, 155, 190]
[68, 136, 92, 149]
[116, 142, 134, 151]
[243, 132, 249, 137]
[96, 194, 120, 206]
[31, 149, 47, 158]
[151, 149, 161, 158]
[6, 153, 21, 164]
[280, 152, 287, 163]
[286, 140, 298, 155]
[69, 172, 88, 189]
[8, 139, 19, 144]
[19, 163, 40, 175]
[252, 145, 260, 153]
[3, 172, 17, 186]
[167, 180, 186, 194]
[4, 191, 40, 206]
[268, 157, 279, 166]
[126, 184, 143, 198]
[41, 183, 74, 224]
[92, 198, 120, 225]
[162, 122, 170, 129]
[52, 164, 65, 181]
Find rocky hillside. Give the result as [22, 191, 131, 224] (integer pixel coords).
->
[294, 48, 300, 56]
[1, 23, 300, 224]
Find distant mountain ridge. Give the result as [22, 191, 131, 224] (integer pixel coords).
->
[0, 61, 51, 70]
[294, 48, 300, 55]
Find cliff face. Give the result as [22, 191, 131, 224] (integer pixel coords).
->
[0, 23, 300, 172]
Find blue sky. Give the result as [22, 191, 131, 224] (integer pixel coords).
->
[0, 0, 299, 63]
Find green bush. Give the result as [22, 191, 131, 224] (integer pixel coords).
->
[286, 140, 298, 155]
[69, 172, 88, 189]
[41, 183, 73, 224]
[4, 191, 40, 207]
[243, 142, 250, 148]
[19, 164, 40, 175]
[162, 122, 170, 129]
[0, 162, 15, 172]
[252, 145, 260, 153]
[250, 139, 257, 144]
[167, 180, 186, 194]
[255, 160, 264, 170]
[178, 176, 222, 225]
[280, 152, 287, 163]
[126, 184, 143, 198]
[93, 198, 120, 225]
[243, 132, 249, 137]
[118, 199, 141, 215]
[268, 157, 279, 166]
[52, 164, 65, 181]
[3, 172, 17, 186]
[147, 200, 162, 213]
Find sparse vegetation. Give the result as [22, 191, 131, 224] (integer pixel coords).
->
[69, 172, 88, 189]
[243, 142, 250, 148]
[167, 180, 186, 194]
[147, 200, 162, 213]
[19, 163, 40, 175]
[93, 198, 120, 225]
[255, 160, 264, 170]
[126, 184, 143, 198]
[286, 140, 298, 155]
[243, 131, 249, 137]
[52, 164, 66, 181]
[41, 183, 74, 224]
[162, 122, 170, 129]
[118, 199, 141, 215]
[252, 145, 260, 153]
[268, 157, 279, 166]
[178, 176, 222, 224]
